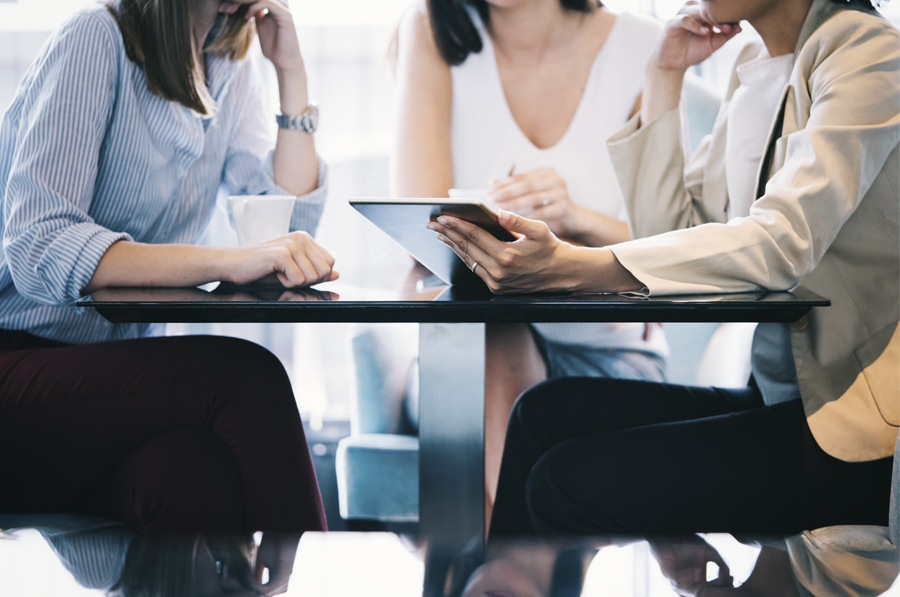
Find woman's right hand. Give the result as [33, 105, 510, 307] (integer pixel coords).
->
[223, 231, 338, 288]
[651, 1, 741, 73]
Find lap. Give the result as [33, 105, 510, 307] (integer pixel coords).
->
[529, 327, 666, 382]
[514, 379, 893, 534]
[0, 333, 295, 510]
[512, 376, 763, 448]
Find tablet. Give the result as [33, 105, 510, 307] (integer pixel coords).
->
[349, 197, 516, 286]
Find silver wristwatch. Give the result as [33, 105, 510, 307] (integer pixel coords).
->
[276, 103, 319, 133]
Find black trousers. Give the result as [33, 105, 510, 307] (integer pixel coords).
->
[489, 378, 893, 538]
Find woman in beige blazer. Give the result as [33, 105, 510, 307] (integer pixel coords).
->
[427, 0, 899, 539]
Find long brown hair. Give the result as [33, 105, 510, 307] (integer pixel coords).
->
[107, 0, 256, 116]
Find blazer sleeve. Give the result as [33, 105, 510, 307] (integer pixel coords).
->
[606, 108, 719, 240]
[1, 12, 132, 306]
[604, 23, 900, 297]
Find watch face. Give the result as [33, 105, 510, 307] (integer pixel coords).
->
[306, 105, 319, 132]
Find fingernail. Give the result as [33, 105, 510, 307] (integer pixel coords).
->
[437, 217, 449, 226]
[437, 234, 448, 243]
[700, 26, 709, 34]
[426, 223, 436, 231]
[498, 210, 510, 224]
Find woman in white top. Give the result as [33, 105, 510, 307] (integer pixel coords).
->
[392, 0, 666, 523]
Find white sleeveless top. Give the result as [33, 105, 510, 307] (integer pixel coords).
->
[451, 11, 668, 354]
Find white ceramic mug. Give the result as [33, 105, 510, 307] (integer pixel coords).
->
[228, 195, 295, 246]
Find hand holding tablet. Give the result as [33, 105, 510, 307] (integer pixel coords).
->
[349, 197, 516, 287]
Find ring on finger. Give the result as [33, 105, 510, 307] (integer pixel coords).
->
[469, 261, 478, 273]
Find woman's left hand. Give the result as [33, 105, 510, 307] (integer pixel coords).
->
[220, 0, 304, 74]
[487, 168, 587, 242]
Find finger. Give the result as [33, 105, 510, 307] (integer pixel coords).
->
[308, 237, 336, 268]
[709, 23, 742, 51]
[489, 176, 558, 202]
[495, 190, 558, 213]
[246, 0, 291, 20]
[294, 239, 334, 283]
[218, 1, 240, 14]
[433, 215, 511, 255]
[677, 13, 712, 36]
[497, 209, 551, 240]
[273, 248, 307, 287]
[431, 224, 495, 272]
[436, 232, 477, 271]
[286, 251, 320, 287]
[436, 234, 499, 292]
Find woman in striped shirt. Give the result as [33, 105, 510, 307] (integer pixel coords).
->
[0, 0, 331, 572]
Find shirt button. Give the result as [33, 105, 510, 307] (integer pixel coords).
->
[792, 314, 810, 331]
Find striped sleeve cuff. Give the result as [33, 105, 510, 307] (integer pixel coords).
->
[36, 224, 131, 305]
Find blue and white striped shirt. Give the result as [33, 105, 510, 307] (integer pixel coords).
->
[0, 7, 328, 344]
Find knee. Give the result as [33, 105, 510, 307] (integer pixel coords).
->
[195, 336, 296, 408]
[509, 378, 566, 431]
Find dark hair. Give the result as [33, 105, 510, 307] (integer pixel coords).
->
[108, 0, 256, 116]
[428, 0, 601, 66]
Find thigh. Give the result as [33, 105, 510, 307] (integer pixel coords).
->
[489, 377, 762, 536]
[0, 335, 306, 514]
[526, 399, 893, 536]
[70, 427, 246, 535]
[511, 377, 762, 450]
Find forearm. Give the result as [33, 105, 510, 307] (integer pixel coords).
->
[570, 207, 631, 247]
[272, 65, 318, 197]
[733, 547, 799, 597]
[83, 241, 234, 294]
[640, 62, 685, 127]
[560, 245, 645, 294]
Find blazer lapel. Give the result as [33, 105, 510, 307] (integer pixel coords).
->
[755, 85, 790, 200]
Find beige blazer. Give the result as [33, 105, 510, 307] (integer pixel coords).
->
[606, 0, 900, 462]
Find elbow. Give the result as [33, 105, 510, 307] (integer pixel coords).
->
[5, 238, 76, 306]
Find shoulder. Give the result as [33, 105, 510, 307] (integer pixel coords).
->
[800, 7, 900, 69]
[396, 0, 448, 73]
[601, 10, 662, 63]
[50, 6, 123, 60]
[397, 0, 436, 51]
[609, 10, 663, 47]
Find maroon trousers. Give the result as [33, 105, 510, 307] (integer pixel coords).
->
[0, 330, 326, 535]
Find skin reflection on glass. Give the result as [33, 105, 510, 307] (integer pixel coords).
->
[649, 536, 799, 597]
[451, 539, 597, 597]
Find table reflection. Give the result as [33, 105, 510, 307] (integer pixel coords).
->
[1, 516, 895, 597]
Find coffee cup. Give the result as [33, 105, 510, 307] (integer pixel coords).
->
[228, 195, 295, 246]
